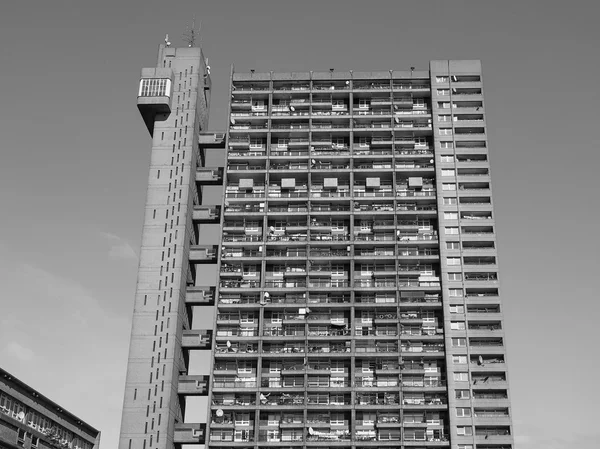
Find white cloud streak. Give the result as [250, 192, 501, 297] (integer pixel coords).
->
[100, 231, 138, 261]
[5, 341, 35, 362]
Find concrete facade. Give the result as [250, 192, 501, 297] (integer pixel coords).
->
[120, 45, 212, 449]
[0, 368, 99, 449]
[121, 43, 513, 449]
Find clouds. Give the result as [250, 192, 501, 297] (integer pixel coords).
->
[5, 341, 35, 362]
[99, 231, 138, 261]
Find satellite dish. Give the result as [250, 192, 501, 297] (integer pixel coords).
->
[430, 159, 434, 163]
[311, 159, 316, 164]
[394, 117, 400, 124]
[264, 292, 270, 298]
[308, 427, 314, 435]
[224, 201, 230, 206]
[226, 341, 232, 348]
[269, 226, 275, 232]
[394, 105, 399, 110]
[345, 80, 350, 85]
[216, 409, 224, 417]
[290, 106, 296, 112]
[17, 411, 25, 421]
[230, 118, 236, 125]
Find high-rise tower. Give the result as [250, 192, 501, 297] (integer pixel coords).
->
[120, 44, 219, 449]
[123, 44, 514, 449]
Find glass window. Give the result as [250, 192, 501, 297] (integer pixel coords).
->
[439, 114, 451, 121]
[440, 141, 454, 148]
[452, 355, 467, 364]
[456, 408, 472, 417]
[450, 305, 465, 314]
[442, 183, 456, 191]
[440, 155, 454, 162]
[457, 426, 473, 436]
[441, 169, 455, 176]
[436, 76, 449, 83]
[447, 258, 460, 266]
[444, 212, 458, 220]
[448, 272, 462, 280]
[453, 372, 469, 381]
[445, 227, 458, 235]
[455, 390, 470, 399]
[446, 242, 460, 250]
[439, 128, 453, 135]
[449, 288, 463, 296]
[452, 338, 467, 347]
[443, 197, 457, 205]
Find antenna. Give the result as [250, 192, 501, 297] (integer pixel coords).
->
[183, 17, 201, 47]
[165, 34, 171, 47]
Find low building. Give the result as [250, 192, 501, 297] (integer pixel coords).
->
[0, 368, 100, 449]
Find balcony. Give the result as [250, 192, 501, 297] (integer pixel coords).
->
[181, 330, 212, 349]
[174, 423, 206, 445]
[192, 205, 220, 223]
[178, 375, 209, 395]
[186, 286, 215, 305]
[196, 167, 223, 185]
[189, 245, 218, 263]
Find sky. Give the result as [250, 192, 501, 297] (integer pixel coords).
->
[0, 0, 599, 447]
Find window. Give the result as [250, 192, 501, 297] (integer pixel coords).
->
[31, 437, 39, 448]
[415, 136, 428, 147]
[456, 408, 472, 417]
[440, 141, 454, 148]
[359, 136, 370, 147]
[437, 89, 450, 96]
[250, 138, 263, 149]
[235, 414, 250, 426]
[436, 76, 449, 83]
[444, 212, 458, 220]
[453, 372, 469, 381]
[17, 429, 26, 446]
[458, 445, 474, 449]
[445, 227, 458, 235]
[451, 321, 465, 330]
[448, 272, 462, 281]
[439, 128, 453, 135]
[439, 114, 451, 122]
[447, 242, 460, 250]
[456, 390, 470, 400]
[442, 183, 456, 191]
[450, 304, 465, 313]
[452, 338, 467, 347]
[440, 155, 454, 162]
[452, 355, 468, 364]
[441, 169, 455, 177]
[443, 197, 457, 205]
[138, 78, 172, 97]
[449, 288, 463, 297]
[447, 257, 460, 266]
[413, 98, 425, 108]
[457, 426, 473, 436]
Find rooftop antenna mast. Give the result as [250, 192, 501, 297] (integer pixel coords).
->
[183, 17, 201, 47]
